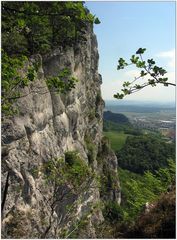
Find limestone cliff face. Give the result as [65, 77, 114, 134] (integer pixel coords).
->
[1, 24, 120, 238]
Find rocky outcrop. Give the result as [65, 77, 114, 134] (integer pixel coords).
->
[1, 24, 120, 238]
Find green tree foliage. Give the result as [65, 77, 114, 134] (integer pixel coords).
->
[46, 68, 78, 94]
[117, 135, 175, 174]
[41, 151, 95, 238]
[103, 111, 130, 124]
[97, 160, 175, 237]
[114, 48, 175, 99]
[1, 53, 78, 117]
[44, 151, 93, 189]
[2, 2, 100, 116]
[119, 159, 175, 219]
[103, 120, 129, 132]
[2, 1, 100, 56]
[1, 51, 36, 116]
[103, 201, 124, 223]
[103, 119, 142, 135]
[123, 184, 176, 239]
[103, 111, 142, 136]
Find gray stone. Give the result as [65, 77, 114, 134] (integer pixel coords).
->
[1, 23, 121, 238]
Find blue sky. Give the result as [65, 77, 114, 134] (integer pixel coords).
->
[85, 1, 176, 102]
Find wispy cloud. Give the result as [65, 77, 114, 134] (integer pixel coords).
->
[125, 70, 140, 78]
[156, 49, 175, 58]
[156, 49, 175, 69]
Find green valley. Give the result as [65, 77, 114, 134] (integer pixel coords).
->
[102, 110, 176, 238]
[104, 131, 131, 151]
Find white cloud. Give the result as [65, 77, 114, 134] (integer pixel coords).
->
[156, 49, 175, 58]
[155, 49, 175, 85]
[156, 49, 175, 69]
[125, 70, 140, 78]
[166, 71, 175, 84]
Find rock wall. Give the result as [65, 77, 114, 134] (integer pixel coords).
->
[1, 24, 120, 238]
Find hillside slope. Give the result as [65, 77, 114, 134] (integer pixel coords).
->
[122, 183, 176, 238]
[103, 111, 130, 124]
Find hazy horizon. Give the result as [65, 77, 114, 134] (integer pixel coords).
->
[104, 99, 176, 109]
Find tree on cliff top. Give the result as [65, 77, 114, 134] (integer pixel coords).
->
[2, 1, 100, 56]
[1, 2, 100, 116]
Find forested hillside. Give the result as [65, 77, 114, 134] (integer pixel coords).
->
[118, 135, 175, 174]
[103, 111, 130, 124]
[102, 111, 175, 238]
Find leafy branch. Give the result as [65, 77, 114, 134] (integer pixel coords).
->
[46, 68, 78, 94]
[1, 51, 36, 116]
[114, 48, 175, 99]
[2, 2, 100, 55]
[1, 51, 78, 117]
[2, 3, 100, 24]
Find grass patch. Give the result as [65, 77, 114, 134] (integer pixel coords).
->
[103, 131, 131, 151]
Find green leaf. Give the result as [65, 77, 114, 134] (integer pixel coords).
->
[147, 59, 155, 65]
[135, 84, 142, 89]
[148, 79, 156, 86]
[17, 19, 26, 28]
[130, 55, 139, 64]
[123, 81, 131, 87]
[94, 17, 101, 24]
[117, 58, 128, 70]
[27, 67, 36, 81]
[113, 93, 124, 99]
[136, 61, 145, 68]
[140, 70, 146, 77]
[136, 48, 146, 54]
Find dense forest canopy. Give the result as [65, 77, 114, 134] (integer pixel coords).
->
[2, 1, 100, 56]
[117, 135, 175, 174]
[103, 111, 130, 124]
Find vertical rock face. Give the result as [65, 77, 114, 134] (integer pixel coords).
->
[1, 24, 120, 238]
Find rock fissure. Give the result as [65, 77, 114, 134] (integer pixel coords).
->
[1, 172, 10, 215]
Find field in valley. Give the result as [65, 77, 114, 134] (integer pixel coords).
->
[104, 131, 131, 151]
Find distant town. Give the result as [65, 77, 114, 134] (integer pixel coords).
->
[131, 116, 176, 142]
[105, 101, 176, 142]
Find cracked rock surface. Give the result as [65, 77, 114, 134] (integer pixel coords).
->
[1, 24, 120, 238]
